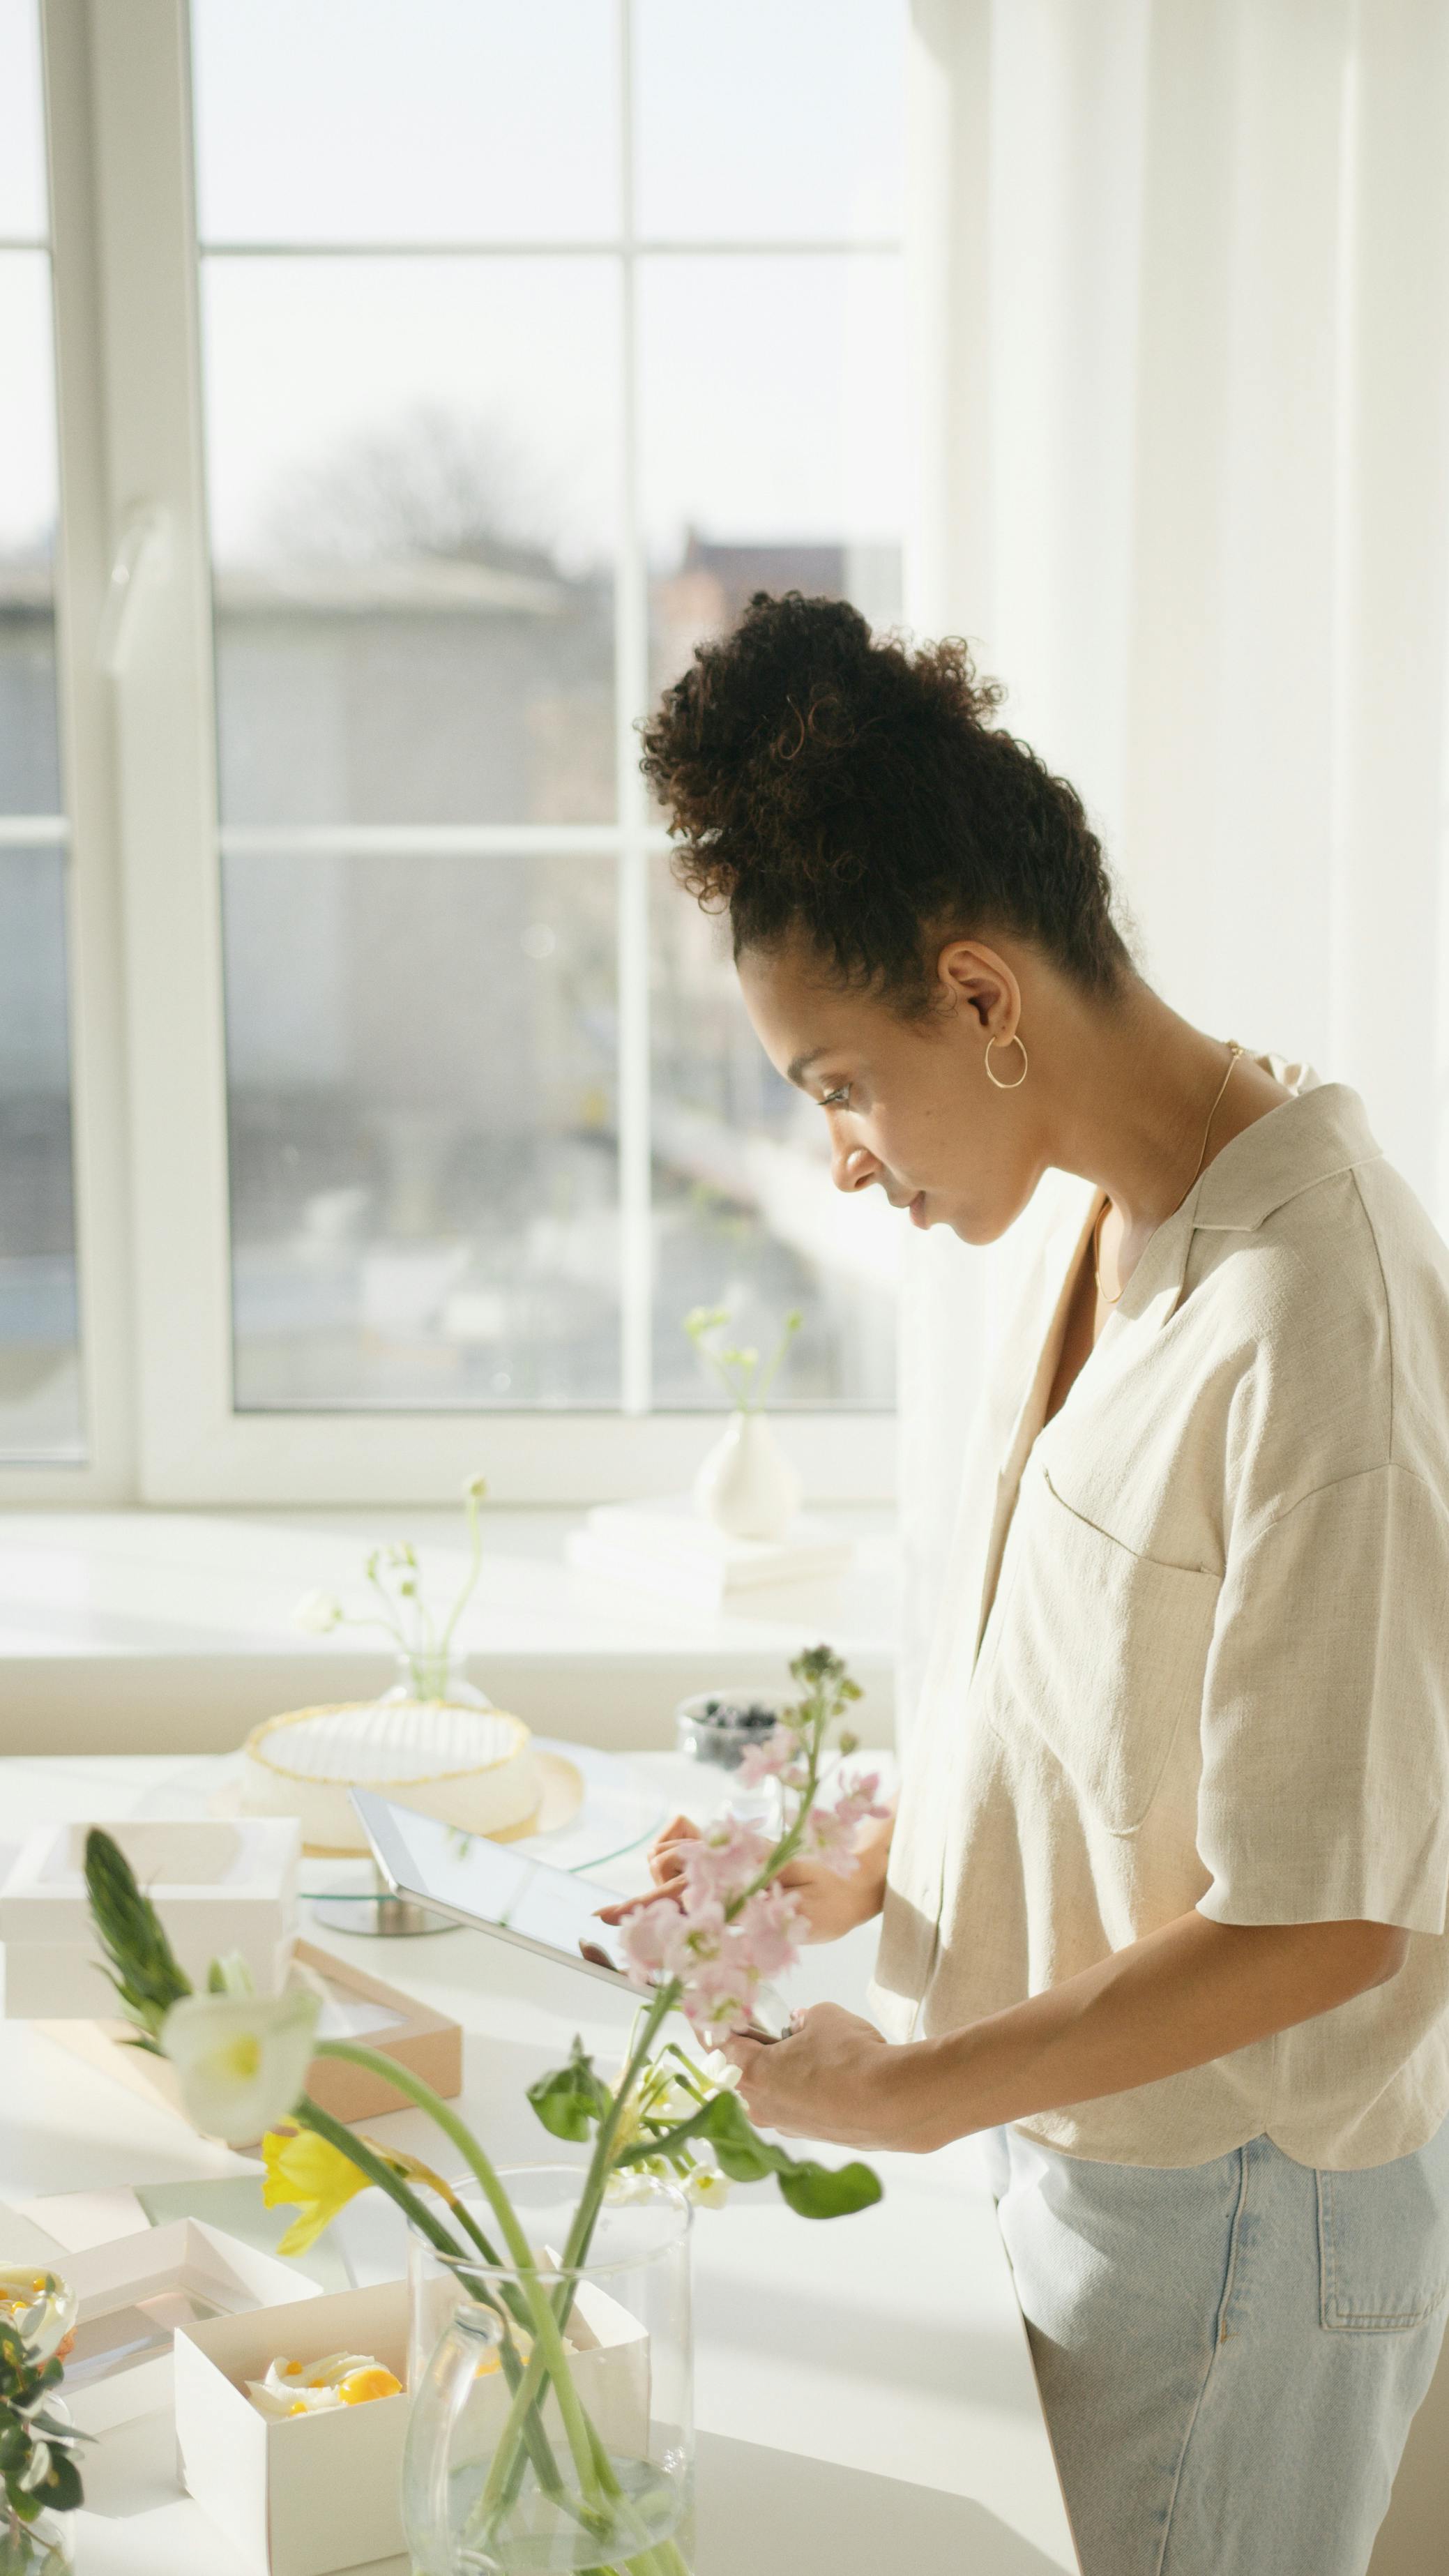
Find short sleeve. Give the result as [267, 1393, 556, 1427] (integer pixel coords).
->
[1196, 1464, 1449, 1935]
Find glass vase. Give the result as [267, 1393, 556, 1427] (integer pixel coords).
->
[0, 2506, 74, 2576]
[403, 2167, 692, 2576]
[381, 1646, 490, 1709]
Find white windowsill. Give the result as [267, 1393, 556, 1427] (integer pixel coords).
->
[0, 1505, 898, 1757]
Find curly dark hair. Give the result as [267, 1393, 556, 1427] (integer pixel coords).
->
[639, 591, 1133, 1014]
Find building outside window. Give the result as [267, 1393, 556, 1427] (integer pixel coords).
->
[1, 0, 908, 1502]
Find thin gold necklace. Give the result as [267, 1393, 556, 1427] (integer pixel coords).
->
[1093, 1041, 1244, 1306]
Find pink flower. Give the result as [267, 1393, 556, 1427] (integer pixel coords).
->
[681, 1952, 760, 2045]
[619, 1898, 683, 1990]
[832, 1771, 890, 1832]
[731, 1884, 806, 1978]
[678, 1816, 773, 1907]
[736, 1727, 805, 1789]
[804, 1804, 860, 1878]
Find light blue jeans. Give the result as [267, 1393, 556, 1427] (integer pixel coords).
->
[983, 2118, 1449, 2576]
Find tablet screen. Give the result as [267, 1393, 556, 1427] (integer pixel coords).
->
[350, 1788, 630, 1984]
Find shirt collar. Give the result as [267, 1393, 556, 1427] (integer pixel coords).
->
[1111, 1066, 1382, 1333]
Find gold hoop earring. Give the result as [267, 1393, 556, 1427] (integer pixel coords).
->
[984, 1033, 1029, 1091]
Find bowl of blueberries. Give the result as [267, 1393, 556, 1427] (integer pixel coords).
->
[674, 1690, 781, 1772]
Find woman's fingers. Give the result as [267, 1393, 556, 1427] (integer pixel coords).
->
[648, 1814, 700, 1884]
[593, 1885, 680, 1925]
[593, 1813, 699, 1924]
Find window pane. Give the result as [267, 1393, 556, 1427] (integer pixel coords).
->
[201, 258, 619, 825]
[0, 253, 60, 812]
[640, 255, 906, 697]
[192, 0, 619, 244]
[0, 847, 82, 1460]
[650, 866, 897, 1408]
[0, 0, 46, 241]
[224, 849, 621, 1407]
[634, 0, 906, 243]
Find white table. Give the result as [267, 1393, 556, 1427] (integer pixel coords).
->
[0, 1752, 1079, 2576]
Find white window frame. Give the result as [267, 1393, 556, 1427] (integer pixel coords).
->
[3, 0, 903, 1506]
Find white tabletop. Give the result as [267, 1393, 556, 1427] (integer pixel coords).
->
[0, 1752, 1078, 2576]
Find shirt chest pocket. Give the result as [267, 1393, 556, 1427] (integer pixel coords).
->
[980, 1467, 1222, 1835]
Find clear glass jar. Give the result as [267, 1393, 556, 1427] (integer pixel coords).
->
[403, 2167, 692, 2576]
[0, 2506, 75, 2576]
[381, 1646, 491, 1708]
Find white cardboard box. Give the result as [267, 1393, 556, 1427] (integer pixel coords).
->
[0, 1817, 300, 2017]
[175, 2279, 411, 2576]
[56, 2218, 321, 2436]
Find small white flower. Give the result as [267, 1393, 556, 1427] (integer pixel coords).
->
[462, 1472, 489, 1501]
[291, 1589, 342, 1635]
[0, 2270, 77, 2365]
[685, 2167, 731, 2210]
[699, 2050, 743, 2093]
[603, 2168, 655, 2206]
[162, 1985, 320, 2145]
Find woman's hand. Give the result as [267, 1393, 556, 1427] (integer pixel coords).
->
[594, 1808, 894, 1941]
[593, 1813, 701, 1926]
[722, 2002, 902, 2148]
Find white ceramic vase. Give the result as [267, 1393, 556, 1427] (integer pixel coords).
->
[692, 1409, 803, 1541]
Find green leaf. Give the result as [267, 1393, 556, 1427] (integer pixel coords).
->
[621, 2088, 882, 2218]
[774, 2158, 882, 2219]
[527, 2036, 611, 2143]
[83, 1828, 192, 2043]
[38, 2445, 84, 2514]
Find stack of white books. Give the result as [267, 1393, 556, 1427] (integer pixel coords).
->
[566, 1497, 854, 1608]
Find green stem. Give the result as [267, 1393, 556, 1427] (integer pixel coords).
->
[439, 1485, 485, 1658]
[486, 1983, 681, 2527]
[292, 2097, 568, 2503]
[312, 2043, 606, 2512]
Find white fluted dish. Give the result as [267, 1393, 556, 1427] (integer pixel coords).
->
[238, 1701, 543, 1855]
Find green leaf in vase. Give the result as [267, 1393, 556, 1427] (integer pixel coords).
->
[526, 2037, 612, 2142]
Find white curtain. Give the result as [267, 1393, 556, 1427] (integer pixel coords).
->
[897, 0, 1449, 1734]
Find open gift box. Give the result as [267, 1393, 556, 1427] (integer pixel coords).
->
[175, 2280, 411, 2576]
[0, 1817, 300, 2016]
[54, 2217, 321, 2436]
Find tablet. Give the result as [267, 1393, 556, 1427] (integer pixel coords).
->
[350, 1787, 632, 1987]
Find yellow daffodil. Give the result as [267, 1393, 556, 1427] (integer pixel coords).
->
[263, 2124, 475, 2257]
[262, 2126, 372, 2255]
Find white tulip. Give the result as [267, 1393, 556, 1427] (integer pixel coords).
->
[291, 1589, 342, 1635]
[162, 1986, 320, 2145]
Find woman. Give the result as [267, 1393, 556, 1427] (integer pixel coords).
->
[625, 593, 1449, 2576]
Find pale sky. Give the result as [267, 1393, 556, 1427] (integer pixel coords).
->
[1, 0, 907, 563]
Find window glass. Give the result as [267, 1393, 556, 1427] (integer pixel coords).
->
[0, 848, 82, 1460]
[649, 865, 899, 1409]
[191, 0, 906, 1423]
[0, 253, 61, 812]
[640, 253, 906, 697]
[224, 849, 621, 1407]
[191, 0, 620, 245]
[0, 0, 47, 239]
[0, 15, 82, 1465]
[633, 0, 906, 243]
[200, 257, 619, 826]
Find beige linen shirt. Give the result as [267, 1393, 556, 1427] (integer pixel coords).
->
[871, 1061, 1449, 2169]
